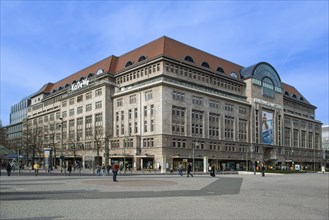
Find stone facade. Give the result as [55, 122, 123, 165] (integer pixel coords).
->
[21, 36, 322, 172]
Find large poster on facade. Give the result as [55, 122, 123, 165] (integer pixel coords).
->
[262, 111, 273, 144]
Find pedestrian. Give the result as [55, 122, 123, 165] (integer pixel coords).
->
[102, 163, 106, 176]
[96, 165, 101, 176]
[187, 163, 193, 177]
[6, 163, 12, 176]
[210, 164, 215, 177]
[34, 162, 40, 176]
[178, 162, 183, 176]
[106, 164, 111, 176]
[113, 161, 119, 182]
[261, 164, 265, 177]
[67, 163, 72, 176]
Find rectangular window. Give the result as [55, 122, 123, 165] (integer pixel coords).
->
[121, 111, 124, 121]
[129, 94, 136, 104]
[173, 91, 185, 101]
[144, 106, 147, 117]
[144, 120, 147, 132]
[151, 120, 154, 132]
[225, 103, 234, 112]
[77, 95, 83, 103]
[192, 96, 203, 105]
[86, 92, 92, 100]
[86, 104, 92, 112]
[69, 98, 75, 105]
[145, 90, 153, 101]
[134, 108, 138, 118]
[117, 98, 123, 107]
[95, 101, 102, 109]
[224, 116, 234, 141]
[77, 106, 83, 114]
[151, 105, 154, 116]
[129, 109, 132, 120]
[69, 109, 75, 116]
[95, 88, 102, 97]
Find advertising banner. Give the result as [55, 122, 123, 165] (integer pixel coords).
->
[262, 111, 273, 144]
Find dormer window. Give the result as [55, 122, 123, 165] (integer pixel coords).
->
[201, 62, 210, 68]
[58, 86, 63, 91]
[138, 55, 147, 62]
[80, 76, 85, 81]
[125, 61, 133, 67]
[65, 84, 70, 88]
[88, 73, 94, 78]
[230, 72, 238, 78]
[292, 94, 297, 98]
[285, 91, 289, 96]
[184, 56, 194, 63]
[52, 89, 57, 93]
[300, 97, 304, 101]
[217, 67, 225, 73]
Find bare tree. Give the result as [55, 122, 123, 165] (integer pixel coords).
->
[29, 123, 43, 168]
[48, 121, 61, 168]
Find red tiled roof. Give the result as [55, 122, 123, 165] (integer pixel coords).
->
[112, 36, 243, 76]
[33, 36, 311, 109]
[282, 82, 311, 105]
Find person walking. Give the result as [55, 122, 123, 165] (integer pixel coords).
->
[113, 161, 119, 182]
[178, 162, 183, 176]
[34, 162, 40, 176]
[67, 163, 72, 176]
[187, 163, 193, 177]
[6, 163, 12, 176]
[261, 164, 265, 177]
[210, 164, 215, 177]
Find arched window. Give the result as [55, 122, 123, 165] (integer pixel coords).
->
[230, 72, 238, 78]
[184, 56, 194, 63]
[88, 73, 94, 78]
[80, 76, 85, 81]
[284, 91, 289, 96]
[262, 77, 275, 98]
[217, 67, 225, 73]
[300, 97, 304, 101]
[52, 89, 57, 93]
[58, 86, 63, 91]
[201, 62, 210, 68]
[125, 61, 133, 67]
[65, 84, 70, 88]
[292, 94, 297, 98]
[72, 80, 77, 84]
[138, 55, 146, 62]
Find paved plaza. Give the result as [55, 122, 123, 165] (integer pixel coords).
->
[0, 171, 328, 220]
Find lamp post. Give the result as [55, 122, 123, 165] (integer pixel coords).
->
[123, 134, 129, 175]
[59, 117, 64, 173]
[193, 140, 198, 173]
[322, 138, 329, 173]
[250, 145, 255, 175]
[313, 147, 316, 173]
[246, 147, 249, 172]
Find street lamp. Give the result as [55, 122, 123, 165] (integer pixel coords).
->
[250, 145, 255, 174]
[193, 140, 198, 173]
[123, 134, 129, 175]
[59, 117, 64, 173]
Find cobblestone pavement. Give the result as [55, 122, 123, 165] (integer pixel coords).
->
[0, 172, 328, 220]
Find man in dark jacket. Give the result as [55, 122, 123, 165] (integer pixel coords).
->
[187, 163, 193, 177]
[6, 163, 12, 176]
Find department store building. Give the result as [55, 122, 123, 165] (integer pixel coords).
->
[24, 36, 323, 172]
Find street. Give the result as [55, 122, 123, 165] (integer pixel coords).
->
[1, 172, 328, 219]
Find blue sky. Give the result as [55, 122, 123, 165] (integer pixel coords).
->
[1, 1, 328, 126]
